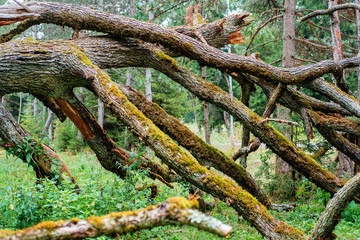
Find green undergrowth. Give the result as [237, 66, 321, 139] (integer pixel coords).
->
[0, 151, 359, 239]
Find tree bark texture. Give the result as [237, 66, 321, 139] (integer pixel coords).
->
[1, 2, 360, 238]
[0, 197, 233, 240]
[311, 173, 360, 240]
[117, 84, 271, 207]
[0, 36, 348, 202]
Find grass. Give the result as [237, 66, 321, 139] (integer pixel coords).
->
[0, 143, 360, 239]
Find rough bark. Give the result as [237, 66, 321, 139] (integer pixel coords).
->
[0, 38, 347, 201]
[311, 173, 360, 240]
[84, 55, 304, 239]
[300, 3, 360, 22]
[202, 67, 211, 145]
[55, 92, 175, 186]
[275, 0, 296, 175]
[118, 84, 271, 207]
[0, 197, 233, 239]
[0, 102, 79, 189]
[0, 2, 358, 85]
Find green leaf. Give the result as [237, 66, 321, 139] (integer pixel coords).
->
[26, 153, 31, 164]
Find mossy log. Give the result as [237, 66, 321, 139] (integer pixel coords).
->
[55, 93, 175, 185]
[0, 197, 232, 239]
[311, 173, 360, 240]
[85, 55, 304, 240]
[117, 84, 271, 207]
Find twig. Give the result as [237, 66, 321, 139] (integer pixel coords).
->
[246, 38, 281, 53]
[295, 38, 332, 50]
[153, 0, 190, 20]
[300, 3, 360, 22]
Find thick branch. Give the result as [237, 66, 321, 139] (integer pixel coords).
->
[118, 84, 271, 207]
[80, 56, 304, 239]
[300, 3, 360, 22]
[0, 2, 359, 85]
[311, 173, 360, 240]
[57, 92, 176, 185]
[0, 197, 232, 239]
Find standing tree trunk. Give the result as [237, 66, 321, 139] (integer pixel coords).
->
[77, 87, 84, 138]
[43, 108, 54, 139]
[275, 0, 295, 175]
[329, 0, 353, 176]
[33, 98, 39, 117]
[145, 0, 154, 102]
[17, 92, 22, 124]
[202, 67, 211, 145]
[97, 0, 105, 128]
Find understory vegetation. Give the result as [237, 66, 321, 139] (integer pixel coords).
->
[1, 129, 359, 239]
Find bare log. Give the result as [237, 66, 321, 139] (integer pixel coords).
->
[311, 173, 360, 240]
[0, 197, 233, 239]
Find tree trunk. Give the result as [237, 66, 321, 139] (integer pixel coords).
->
[17, 92, 22, 123]
[145, 67, 153, 101]
[33, 98, 39, 117]
[329, 0, 354, 176]
[240, 82, 252, 168]
[145, 0, 153, 102]
[77, 87, 84, 138]
[97, 98, 104, 127]
[275, 0, 296, 175]
[43, 108, 54, 138]
[202, 67, 211, 144]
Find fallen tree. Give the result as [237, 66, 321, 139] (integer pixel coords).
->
[0, 197, 232, 239]
[0, 1, 359, 239]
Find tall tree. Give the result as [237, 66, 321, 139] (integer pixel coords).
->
[275, 0, 295, 175]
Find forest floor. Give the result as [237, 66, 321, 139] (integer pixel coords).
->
[0, 129, 360, 239]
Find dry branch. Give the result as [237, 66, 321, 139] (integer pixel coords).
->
[245, 14, 283, 54]
[0, 197, 233, 239]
